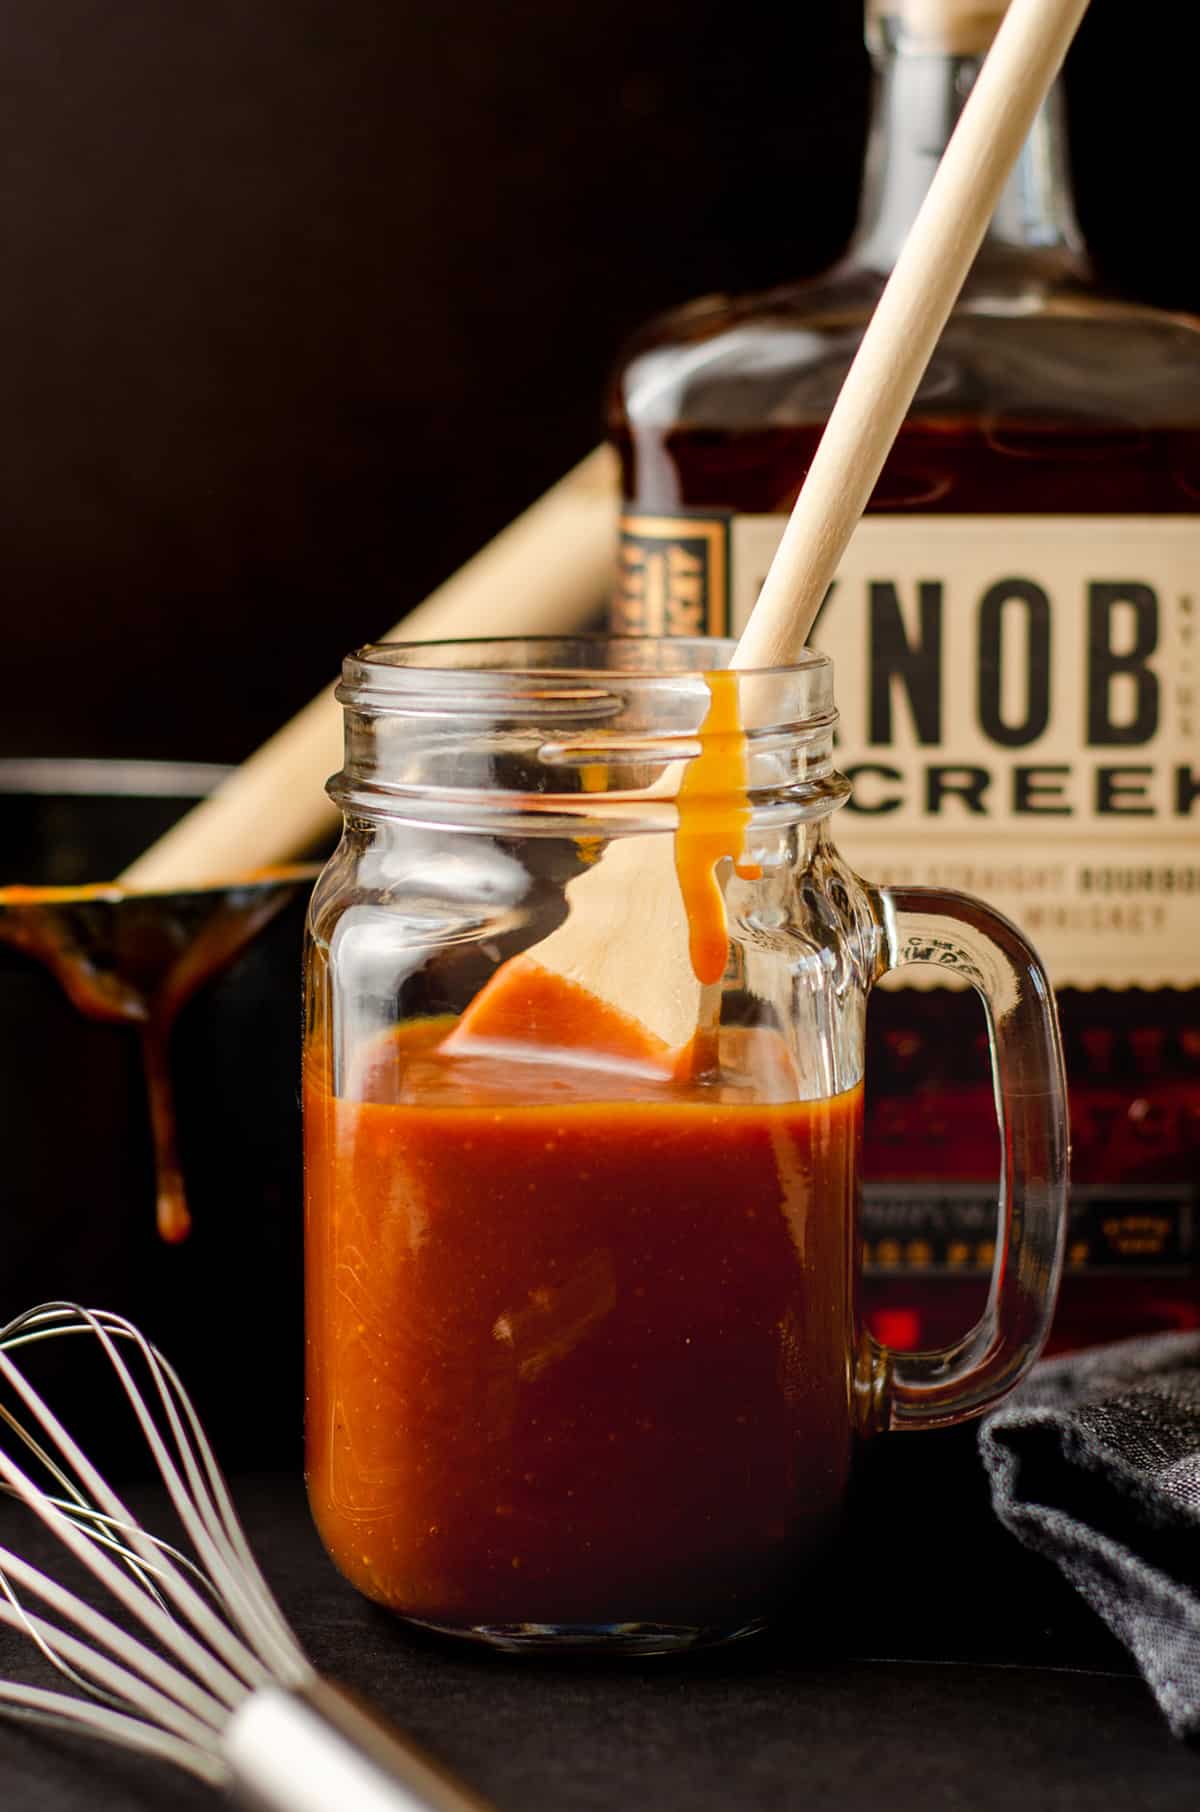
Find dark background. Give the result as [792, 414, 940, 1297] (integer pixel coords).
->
[1, 0, 1195, 764]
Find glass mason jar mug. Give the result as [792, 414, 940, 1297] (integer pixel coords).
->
[304, 637, 1068, 1655]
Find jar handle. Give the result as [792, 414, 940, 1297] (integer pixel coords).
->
[865, 885, 1069, 1431]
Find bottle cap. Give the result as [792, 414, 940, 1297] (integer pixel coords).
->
[867, 0, 1009, 56]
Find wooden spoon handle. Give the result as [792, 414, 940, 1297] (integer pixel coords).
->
[733, 0, 1091, 671]
[118, 448, 618, 892]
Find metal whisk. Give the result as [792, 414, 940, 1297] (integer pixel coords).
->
[0, 1303, 495, 1812]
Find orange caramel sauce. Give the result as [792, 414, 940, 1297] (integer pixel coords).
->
[304, 1015, 862, 1630]
[672, 667, 762, 986]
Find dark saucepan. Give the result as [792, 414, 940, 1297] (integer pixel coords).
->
[0, 760, 324, 1469]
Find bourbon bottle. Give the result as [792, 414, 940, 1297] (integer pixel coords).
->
[608, 0, 1200, 1350]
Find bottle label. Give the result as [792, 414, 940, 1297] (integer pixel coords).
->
[863, 1181, 1197, 1276]
[616, 513, 733, 637]
[616, 511, 1200, 988]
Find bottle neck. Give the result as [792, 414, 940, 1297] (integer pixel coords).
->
[849, 44, 1085, 277]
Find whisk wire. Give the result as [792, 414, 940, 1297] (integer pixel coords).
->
[0, 1551, 107, 1706]
[0, 1524, 233, 1737]
[93, 1312, 307, 1680]
[0, 1398, 116, 1536]
[0, 1398, 185, 1623]
[6, 1305, 305, 1682]
[0, 1582, 228, 1751]
[0, 1395, 200, 1704]
[0, 1345, 259, 1711]
[0, 1681, 228, 1786]
[37, 1498, 211, 1608]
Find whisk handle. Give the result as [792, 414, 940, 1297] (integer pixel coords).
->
[224, 1680, 500, 1812]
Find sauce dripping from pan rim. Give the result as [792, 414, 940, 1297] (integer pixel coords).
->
[0, 870, 314, 1241]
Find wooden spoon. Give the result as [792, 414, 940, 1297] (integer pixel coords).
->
[117, 447, 618, 893]
[451, 0, 1093, 1066]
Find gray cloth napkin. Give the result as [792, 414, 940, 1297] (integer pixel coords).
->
[980, 1330, 1200, 1738]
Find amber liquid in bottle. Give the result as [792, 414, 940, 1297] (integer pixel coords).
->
[608, 6, 1200, 1351]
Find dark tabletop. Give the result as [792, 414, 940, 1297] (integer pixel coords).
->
[1, 1430, 1197, 1811]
